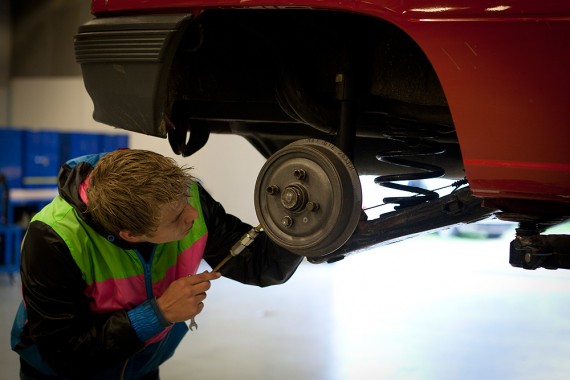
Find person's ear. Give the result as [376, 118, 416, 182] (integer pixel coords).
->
[119, 230, 142, 243]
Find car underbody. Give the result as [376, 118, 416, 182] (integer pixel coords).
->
[75, 8, 570, 269]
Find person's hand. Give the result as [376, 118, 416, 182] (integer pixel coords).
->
[156, 271, 221, 323]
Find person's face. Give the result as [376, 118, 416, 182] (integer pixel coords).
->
[122, 197, 199, 244]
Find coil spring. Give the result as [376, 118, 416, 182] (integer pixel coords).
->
[374, 141, 446, 210]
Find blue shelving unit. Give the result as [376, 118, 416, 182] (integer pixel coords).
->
[0, 127, 129, 275]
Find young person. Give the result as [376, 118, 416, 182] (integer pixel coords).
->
[11, 149, 303, 379]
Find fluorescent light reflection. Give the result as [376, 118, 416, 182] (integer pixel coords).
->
[486, 6, 511, 12]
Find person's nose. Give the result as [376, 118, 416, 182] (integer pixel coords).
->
[183, 205, 199, 226]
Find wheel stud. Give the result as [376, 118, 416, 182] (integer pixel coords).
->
[281, 216, 294, 228]
[266, 185, 280, 195]
[306, 201, 320, 212]
[293, 169, 306, 180]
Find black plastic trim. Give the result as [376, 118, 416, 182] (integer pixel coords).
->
[75, 30, 171, 63]
[74, 14, 192, 136]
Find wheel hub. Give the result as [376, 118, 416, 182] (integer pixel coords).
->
[254, 139, 362, 257]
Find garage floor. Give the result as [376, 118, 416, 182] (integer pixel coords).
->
[2, 232, 570, 380]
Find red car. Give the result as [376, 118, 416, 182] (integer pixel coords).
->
[74, 1, 570, 268]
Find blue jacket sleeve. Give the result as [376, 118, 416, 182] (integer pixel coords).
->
[127, 298, 172, 342]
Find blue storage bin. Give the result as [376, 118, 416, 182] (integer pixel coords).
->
[100, 134, 129, 152]
[0, 224, 23, 274]
[23, 131, 60, 188]
[60, 132, 101, 163]
[0, 129, 24, 189]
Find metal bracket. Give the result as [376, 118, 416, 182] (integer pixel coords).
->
[510, 233, 570, 270]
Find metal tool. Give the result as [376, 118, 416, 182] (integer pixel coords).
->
[189, 317, 198, 331]
[212, 224, 263, 272]
[186, 273, 199, 331]
[187, 225, 262, 331]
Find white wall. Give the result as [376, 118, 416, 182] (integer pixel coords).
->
[0, 87, 8, 125]
[131, 133, 265, 225]
[11, 77, 117, 132]
[10, 76, 266, 225]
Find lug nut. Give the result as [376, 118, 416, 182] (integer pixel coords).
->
[266, 185, 280, 195]
[306, 201, 319, 212]
[281, 216, 294, 228]
[293, 169, 306, 180]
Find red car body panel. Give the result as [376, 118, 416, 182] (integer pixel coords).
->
[87, 0, 570, 204]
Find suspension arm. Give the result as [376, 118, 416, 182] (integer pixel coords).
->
[309, 186, 496, 263]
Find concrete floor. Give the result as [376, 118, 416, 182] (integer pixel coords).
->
[2, 230, 570, 380]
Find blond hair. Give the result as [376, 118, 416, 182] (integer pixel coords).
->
[86, 149, 194, 236]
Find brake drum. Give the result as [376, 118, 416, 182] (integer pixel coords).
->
[254, 139, 362, 257]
